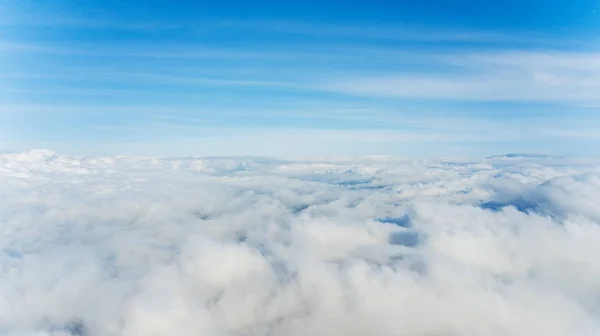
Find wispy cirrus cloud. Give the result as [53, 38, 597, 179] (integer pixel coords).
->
[0, 11, 553, 45]
[5, 38, 600, 104]
[3, 102, 598, 157]
[317, 51, 600, 103]
[2, 1, 600, 156]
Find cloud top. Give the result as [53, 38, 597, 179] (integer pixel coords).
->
[1, 151, 600, 335]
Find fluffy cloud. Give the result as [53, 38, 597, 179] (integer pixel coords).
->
[1, 150, 600, 336]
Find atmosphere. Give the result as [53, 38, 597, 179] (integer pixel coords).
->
[2, 0, 600, 156]
[2, 2, 600, 336]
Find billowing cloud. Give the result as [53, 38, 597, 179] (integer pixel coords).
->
[1, 150, 600, 335]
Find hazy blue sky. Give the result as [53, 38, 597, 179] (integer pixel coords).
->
[2, 0, 600, 157]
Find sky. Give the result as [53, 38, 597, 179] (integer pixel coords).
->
[1, 0, 600, 157]
[3, 2, 600, 333]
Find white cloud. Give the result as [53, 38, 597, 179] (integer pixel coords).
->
[1, 151, 600, 335]
[4, 39, 600, 105]
[318, 51, 600, 103]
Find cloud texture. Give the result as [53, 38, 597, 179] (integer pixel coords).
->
[1, 150, 600, 336]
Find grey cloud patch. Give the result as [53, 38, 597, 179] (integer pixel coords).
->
[376, 216, 412, 228]
[1, 150, 600, 335]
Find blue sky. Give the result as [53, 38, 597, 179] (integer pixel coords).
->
[2, 0, 600, 157]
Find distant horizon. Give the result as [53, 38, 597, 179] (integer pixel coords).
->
[3, 148, 598, 162]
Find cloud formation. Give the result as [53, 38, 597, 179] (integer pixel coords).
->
[319, 51, 600, 103]
[1, 150, 600, 335]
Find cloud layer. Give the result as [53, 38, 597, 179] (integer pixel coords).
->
[1, 150, 600, 336]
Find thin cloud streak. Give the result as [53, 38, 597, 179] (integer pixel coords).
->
[5, 41, 600, 103]
[0, 12, 556, 45]
[316, 51, 600, 103]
